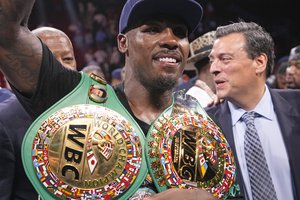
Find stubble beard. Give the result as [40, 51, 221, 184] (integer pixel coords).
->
[137, 71, 178, 92]
[136, 70, 178, 107]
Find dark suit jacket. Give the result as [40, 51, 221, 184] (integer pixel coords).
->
[0, 88, 12, 102]
[0, 91, 38, 200]
[206, 89, 300, 199]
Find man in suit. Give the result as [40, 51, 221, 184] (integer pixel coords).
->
[206, 21, 300, 200]
[0, 27, 77, 200]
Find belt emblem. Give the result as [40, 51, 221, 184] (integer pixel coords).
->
[31, 104, 143, 199]
[147, 112, 235, 198]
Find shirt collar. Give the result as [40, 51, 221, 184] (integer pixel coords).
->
[228, 85, 274, 126]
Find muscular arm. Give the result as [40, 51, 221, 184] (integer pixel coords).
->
[0, 0, 42, 96]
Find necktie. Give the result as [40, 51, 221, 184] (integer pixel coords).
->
[241, 111, 278, 200]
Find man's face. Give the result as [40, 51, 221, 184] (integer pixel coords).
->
[40, 34, 77, 70]
[209, 33, 259, 101]
[123, 16, 190, 91]
[286, 60, 300, 89]
[276, 73, 287, 89]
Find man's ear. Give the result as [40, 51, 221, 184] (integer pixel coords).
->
[255, 53, 267, 75]
[117, 33, 128, 53]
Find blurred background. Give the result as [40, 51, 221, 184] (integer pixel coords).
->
[23, 0, 300, 82]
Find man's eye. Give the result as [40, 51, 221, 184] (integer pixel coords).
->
[173, 26, 188, 38]
[221, 57, 231, 63]
[63, 57, 74, 62]
[145, 27, 160, 33]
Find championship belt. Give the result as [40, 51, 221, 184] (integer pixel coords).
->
[22, 72, 147, 199]
[146, 91, 236, 199]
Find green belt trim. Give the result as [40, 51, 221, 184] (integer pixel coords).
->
[22, 72, 147, 200]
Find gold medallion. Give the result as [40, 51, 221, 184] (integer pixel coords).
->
[88, 84, 108, 103]
[32, 104, 142, 199]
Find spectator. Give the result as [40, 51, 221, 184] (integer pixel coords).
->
[185, 30, 217, 107]
[286, 45, 300, 89]
[32, 26, 77, 70]
[274, 61, 288, 89]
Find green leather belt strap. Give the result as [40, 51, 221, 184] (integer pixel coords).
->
[22, 72, 147, 199]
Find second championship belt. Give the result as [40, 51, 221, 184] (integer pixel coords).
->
[146, 91, 236, 199]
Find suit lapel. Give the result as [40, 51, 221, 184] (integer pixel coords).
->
[271, 90, 300, 199]
[218, 103, 235, 150]
[213, 102, 246, 197]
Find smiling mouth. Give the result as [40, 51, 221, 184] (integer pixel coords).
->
[158, 57, 177, 63]
[152, 56, 181, 69]
[154, 50, 182, 64]
[215, 80, 226, 88]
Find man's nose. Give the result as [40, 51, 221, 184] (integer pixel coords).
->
[158, 28, 179, 50]
[210, 59, 220, 75]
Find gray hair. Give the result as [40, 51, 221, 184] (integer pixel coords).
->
[215, 21, 275, 77]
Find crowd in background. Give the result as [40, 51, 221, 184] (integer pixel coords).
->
[0, 0, 299, 199]
[5, 0, 292, 85]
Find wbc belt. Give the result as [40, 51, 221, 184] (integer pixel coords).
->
[146, 92, 236, 199]
[22, 72, 147, 199]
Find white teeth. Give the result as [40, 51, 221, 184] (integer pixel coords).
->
[158, 57, 176, 63]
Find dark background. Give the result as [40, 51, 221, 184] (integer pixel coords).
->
[28, 0, 299, 74]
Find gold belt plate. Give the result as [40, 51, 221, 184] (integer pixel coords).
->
[147, 113, 235, 198]
[31, 104, 143, 199]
